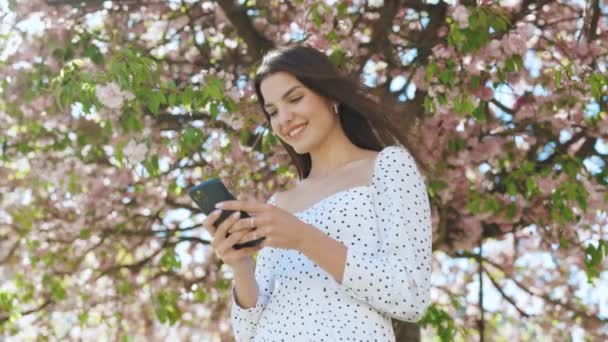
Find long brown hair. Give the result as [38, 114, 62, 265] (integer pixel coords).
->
[253, 44, 424, 181]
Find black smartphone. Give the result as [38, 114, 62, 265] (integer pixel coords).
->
[188, 178, 264, 249]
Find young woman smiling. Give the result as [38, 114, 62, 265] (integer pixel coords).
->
[202, 44, 432, 341]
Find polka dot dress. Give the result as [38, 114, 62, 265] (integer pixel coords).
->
[230, 145, 432, 341]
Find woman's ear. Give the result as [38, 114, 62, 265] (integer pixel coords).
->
[333, 102, 340, 115]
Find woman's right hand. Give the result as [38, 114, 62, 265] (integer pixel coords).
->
[202, 209, 263, 270]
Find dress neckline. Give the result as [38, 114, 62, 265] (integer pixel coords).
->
[272, 146, 389, 215]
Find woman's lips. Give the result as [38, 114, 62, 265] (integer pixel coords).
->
[287, 123, 307, 140]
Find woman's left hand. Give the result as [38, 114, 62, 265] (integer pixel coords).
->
[214, 199, 314, 251]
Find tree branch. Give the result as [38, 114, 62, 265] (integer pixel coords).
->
[215, 0, 274, 63]
[482, 265, 531, 318]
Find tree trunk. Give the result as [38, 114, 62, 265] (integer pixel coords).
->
[393, 320, 420, 342]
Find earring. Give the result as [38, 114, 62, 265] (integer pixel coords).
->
[333, 103, 339, 115]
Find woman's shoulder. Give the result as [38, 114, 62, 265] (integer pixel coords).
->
[376, 144, 414, 166]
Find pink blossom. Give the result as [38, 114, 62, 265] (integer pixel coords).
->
[411, 67, 427, 90]
[502, 34, 527, 56]
[468, 137, 505, 163]
[95, 82, 134, 110]
[536, 174, 567, 196]
[225, 86, 241, 102]
[123, 140, 148, 165]
[452, 215, 483, 250]
[478, 39, 503, 59]
[452, 5, 470, 29]
[432, 44, 456, 59]
[516, 22, 536, 41]
[516, 104, 536, 120]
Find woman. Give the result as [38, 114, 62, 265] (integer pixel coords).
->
[202, 45, 432, 341]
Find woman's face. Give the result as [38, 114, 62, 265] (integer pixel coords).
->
[260, 71, 336, 153]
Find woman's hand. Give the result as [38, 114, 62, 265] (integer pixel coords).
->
[215, 199, 313, 251]
[202, 208, 263, 270]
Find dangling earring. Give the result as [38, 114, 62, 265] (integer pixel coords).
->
[333, 103, 339, 115]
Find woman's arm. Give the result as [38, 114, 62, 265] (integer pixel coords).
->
[230, 195, 280, 341]
[232, 260, 259, 309]
[298, 145, 432, 322]
[298, 224, 348, 284]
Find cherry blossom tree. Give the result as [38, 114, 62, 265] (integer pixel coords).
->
[1, 0, 607, 340]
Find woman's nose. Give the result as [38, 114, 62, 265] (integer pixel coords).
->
[277, 109, 295, 125]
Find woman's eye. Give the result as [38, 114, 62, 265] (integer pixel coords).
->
[268, 97, 302, 117]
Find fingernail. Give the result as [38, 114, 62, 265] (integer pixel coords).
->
[215, 202, 224, 208]
[212, 209, 221, 216]
[232, 211, 240, 218]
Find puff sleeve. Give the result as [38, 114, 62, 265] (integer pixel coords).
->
[230, 194, 278, 341]
[336, 145, 432, 322]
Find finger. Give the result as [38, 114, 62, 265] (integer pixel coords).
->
[216, 229, 249, 255]
[202, 209, 222, 234]
[228, 243, 264, 259]
[215, 210, 242, 241]
[229, 215, 261, 234]
[215, 199, 265, 214]
[239, 227, 265, 245]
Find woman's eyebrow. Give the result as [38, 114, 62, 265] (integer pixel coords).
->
[263, 85, 301, 109]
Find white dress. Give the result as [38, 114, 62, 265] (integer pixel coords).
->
[230, 144, 432, 341]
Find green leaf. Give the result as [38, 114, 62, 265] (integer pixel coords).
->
[469, 75, 480, 90]
[160, 248, 181, 270]
[78, 311, 89, 325]
[182, 86, 193, 109]
[143, 154, 160, 177]
[423, 95, 435, 115]
[84, 44, 103, 64]
[154, 290, 182, 325]
[419, 304, 456, 342]
[589, 73, 606, 101]
[584, 240, 607, 283]
[0, 291, 16, 312]
[117, 281, 134, 296]
[209, 101, 219, 119]
[505, 202, 517, 219]
[472, 103, 486, 122]
[329, 45, 346, 67]
[482, 195, 501, 213]
[115, 140, 126, 168]
[148, 90, 165, 115]
[120, 111, 144, 133]
[193, 289, 209, 303]
[425, 61, 438, 81]
[204, 77, 224, 101]
[505, 55, 523, 72]
[467, 191, 482, 214]
[525, 177, 537, 198]
[447, 22, 466, 51]
[559, 233, 569, 249]
[168, 92, 177, 107]
[169, 181, 183, 196]
[215, 278, 231, 291]
[553, 68, 562, 88]
[179, 126, 204, 157]
[43, 275, 67, 302]
[439, 69, 454, 86]
[428, 179, 448, 199]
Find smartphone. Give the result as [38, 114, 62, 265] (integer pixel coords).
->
[188, 178, 264, 249]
